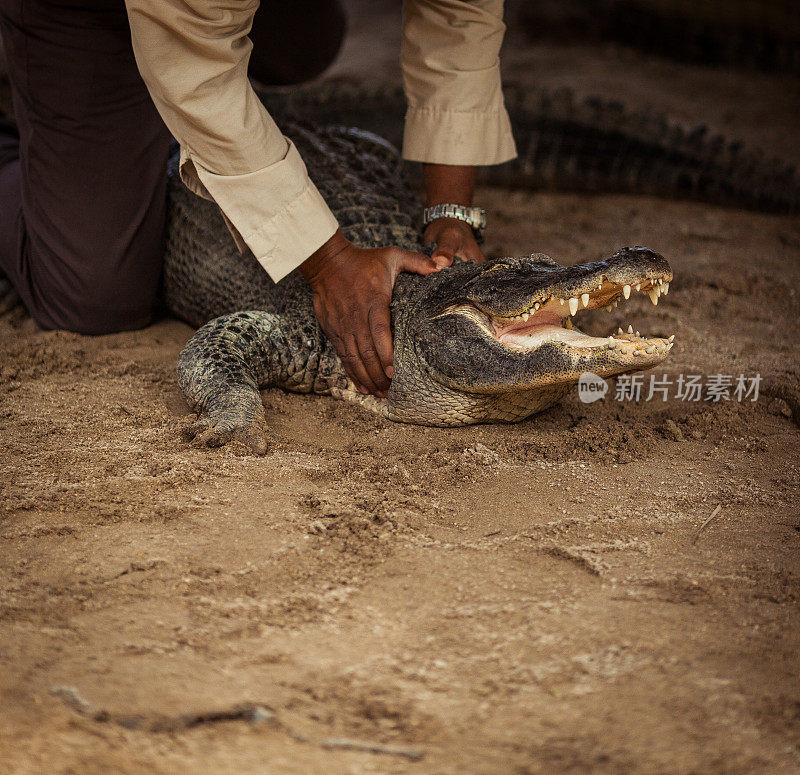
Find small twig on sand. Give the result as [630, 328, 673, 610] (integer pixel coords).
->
[692, 505, 722, 544]
[321, 737, 424, 761]
[483, 529, 501, 538]
[50, 686, 425, 760]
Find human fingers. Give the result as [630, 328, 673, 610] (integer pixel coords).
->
[436, 222, 485, 263]
[367, 301, 394, 383]
[459, 231, 486, 263]
[353, 322, 390, 396]
[431, 234, 457, 267]
[313, 292, 367, 393]
[342, 329, 381, 395]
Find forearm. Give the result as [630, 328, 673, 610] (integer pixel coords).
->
[124, 0, 338, 282]
[424, 164, 476, 207]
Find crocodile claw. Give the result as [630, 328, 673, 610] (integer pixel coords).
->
[181, 413, 272, 456]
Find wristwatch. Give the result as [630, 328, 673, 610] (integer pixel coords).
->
[422, 204, 487, 243]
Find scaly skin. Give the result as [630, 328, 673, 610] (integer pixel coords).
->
[170, 120, 673, 453]
[514, 0, 800, 74]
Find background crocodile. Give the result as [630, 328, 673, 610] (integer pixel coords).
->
[1, 58, 798, 213]
[170, 119, 673, 454]
[512, 0, 800, 74]
[257, 82, 800, 215]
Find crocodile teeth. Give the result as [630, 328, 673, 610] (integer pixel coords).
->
[581, 293, 590, 308]
[627, 325, 634, 334]
[668, 334, 675, 341]
[635, 283, 641, 292]
[635, 331, 640, 337]
[662, 282, 669, 294]
[533, 302, 540, 311]
[564, 318, 573, 330]
[605, 305, 613, 312]
[522, 312, 530, 322]
[617, 327, 624, 334]
[622, 284, 631, 299]
[648, 288, 660, 305]
[569, 297, 579, 316]
[559, 298, 565, 306]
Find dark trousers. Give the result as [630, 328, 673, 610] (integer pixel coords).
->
[0, 0, 345, 334]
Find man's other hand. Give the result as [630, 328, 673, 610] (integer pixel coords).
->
[423, 163, 485, 266]
[424, 217, 485, 266]
[300, 229, 438, 397]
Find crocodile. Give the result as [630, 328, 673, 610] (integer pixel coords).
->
[170, 119, 673, 454]
[166, 79, 800, 454]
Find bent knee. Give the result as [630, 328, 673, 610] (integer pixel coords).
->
[31, 297, 157, 335]
[28, 267, 160, 335]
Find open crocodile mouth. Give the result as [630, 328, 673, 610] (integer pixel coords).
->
[449, 272, 674, 358]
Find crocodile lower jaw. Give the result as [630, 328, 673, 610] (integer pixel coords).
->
[497, 322, 673, 357]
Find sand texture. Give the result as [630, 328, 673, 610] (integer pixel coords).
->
[1, 1, 799, 772]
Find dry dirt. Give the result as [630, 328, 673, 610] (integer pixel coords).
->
[2, 2, 800, 774]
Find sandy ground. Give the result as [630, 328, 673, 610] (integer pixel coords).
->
[2, 2, 800, 773]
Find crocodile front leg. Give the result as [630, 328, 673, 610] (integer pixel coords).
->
[177, 310, 338, 454]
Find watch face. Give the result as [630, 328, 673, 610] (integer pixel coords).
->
[470, 208, 487, 231]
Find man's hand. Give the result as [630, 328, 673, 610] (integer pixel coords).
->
[300, 230, 438, 397]
[424, 217, 485, 266]
[423, 162, 485, 266]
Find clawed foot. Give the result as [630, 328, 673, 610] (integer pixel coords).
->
[181, 413, 273, 455]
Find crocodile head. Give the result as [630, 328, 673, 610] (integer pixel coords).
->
[389, 246, 673, 425]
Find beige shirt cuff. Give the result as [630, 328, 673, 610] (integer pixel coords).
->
[180, 140, 339, 282]
[403, 105, 516, 166]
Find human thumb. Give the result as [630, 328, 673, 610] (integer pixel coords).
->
[396, 249, 441, 276]
[431, 239, 457, 268]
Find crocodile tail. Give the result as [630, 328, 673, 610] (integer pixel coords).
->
[256, 81, 408, 149]
[490, 84, 800, 214]
[255, 81, 800, 215]
[514, 0, 800, 74]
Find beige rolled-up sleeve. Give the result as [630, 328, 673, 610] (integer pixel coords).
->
[401, 0, 517, 166]
[124, 0, 338, 282]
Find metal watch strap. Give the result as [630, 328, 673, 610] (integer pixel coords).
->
[422, 204, 487, 243]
